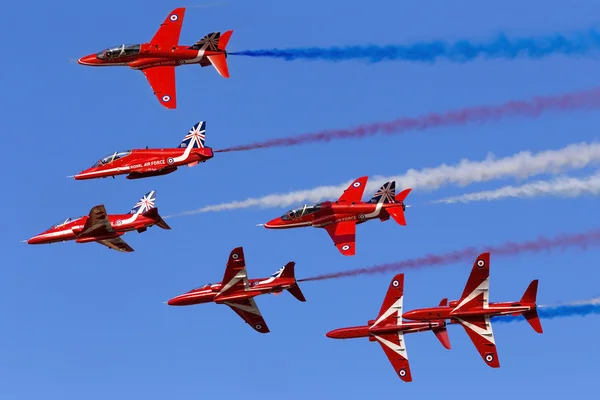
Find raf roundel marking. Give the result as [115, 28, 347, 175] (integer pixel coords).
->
[485, 354, 494, 362]
[352, 181, 361, 188]
[170, 14, 178, 21]
[341, 244, 350, 251]
[167, 158, 174, 165]
[232, 253, 239, 260]
[255, 324, 262, 330]
[358, 214, 366, 220]
[115, 220, 122, 226]
[399, 369, 406, 377]
[392, 280, 400, 287]
[477, 259, 486, 268]
[162, 95, 171, 102]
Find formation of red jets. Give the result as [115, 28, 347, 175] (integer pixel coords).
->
[27, 7, 544, 382]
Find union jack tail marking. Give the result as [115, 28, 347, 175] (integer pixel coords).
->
[369, 181, 396, 204]
[190, 32, 220, 51]
[129, 191, 157, 215]
[179, 121, 206, 149]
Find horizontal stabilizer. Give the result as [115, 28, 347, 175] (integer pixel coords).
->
[279, 262, 306, 302]
[433, 325, 451, 350]
[142, 208, 171, 230]
[207, 54, 230, 78]
[288, 283, 306, 302]
[387, 207, 406, 226]
[523, 309, 543, 334]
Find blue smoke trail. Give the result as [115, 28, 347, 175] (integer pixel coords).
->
[230, 29, 600, 63]
[494, 299, 600, 324]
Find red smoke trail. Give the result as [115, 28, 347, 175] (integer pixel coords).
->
[298, 229, 600, 282]
[216, 87, 600, 153]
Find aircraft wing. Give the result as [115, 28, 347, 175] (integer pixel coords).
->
[324, 220, 356, 256]
[373, 274, 404, 328]
[456, 315, 500, 368]
[96, 236, 134, 253]
[79, 205, 114, 237]
[214, 247, 249, 298]
[453, 252, 490, 312]
[141, 66, 177, 109]
[224, 298, 270, 334]
[150, 8, 186, 45]
[372, 332, 413, 382]
[337, 176, 368, 203]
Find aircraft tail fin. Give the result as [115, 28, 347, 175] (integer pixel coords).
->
[179, 121, 206, 149]
[190, 31, 233, 78]
[129, 191, 157, 215]
[368, 181, 396, 204]
[141, 207, 171, 230]
[521, 280, 543, 334]
[279, 262, 306, 302]
[382, 188, 411, 226]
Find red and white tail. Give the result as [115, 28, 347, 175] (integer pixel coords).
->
[521, 280, 543, 334]
[386, 188, 411, 226]
[191, 31, 233, 78]
[278, 261, 306, 302]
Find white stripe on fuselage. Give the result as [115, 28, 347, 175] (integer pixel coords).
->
[181, 49, 206, 64]
[313, 203, 384, 228]
[33, 213, 140, 241]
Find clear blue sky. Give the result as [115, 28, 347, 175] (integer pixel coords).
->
[3, 0, 600, 398]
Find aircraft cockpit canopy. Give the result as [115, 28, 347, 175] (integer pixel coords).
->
[96, 44, 141, 60]
[281, 203, 322, 220]
[91, 150, 132, 168]
[192, 283, 212, 291]
[50, 217, 81, 230]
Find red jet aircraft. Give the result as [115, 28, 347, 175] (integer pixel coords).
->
[262, 176, 411, 256]
[73, 121, 213, 180]
[326, 274, 451, 382]
[168, 246, 306, 333]
[402, 252, 543, 368]
[27, 191, 170, 252]
[78, 7, 233, 109]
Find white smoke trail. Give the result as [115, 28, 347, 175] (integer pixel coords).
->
[544, 297, 600, 307]
[433, 171, 600, 204]
[168, 142, 600, 217]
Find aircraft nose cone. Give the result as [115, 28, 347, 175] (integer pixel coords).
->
[264, 217, 283, 229]
[326, 329, 344, 339]
[27, 236, 42, 245]
[77, 54, 97, 65]
[167, 297, 178, 306]
[167, 296, 187, 306]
